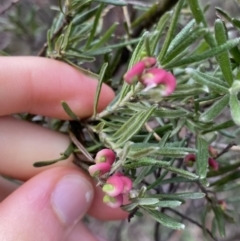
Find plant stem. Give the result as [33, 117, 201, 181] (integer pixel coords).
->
[96, 83, 143, 119]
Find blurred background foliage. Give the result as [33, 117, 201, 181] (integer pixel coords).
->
[1, 1, 240, 241]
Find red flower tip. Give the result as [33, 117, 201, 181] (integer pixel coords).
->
[95, 149, 116, 165]
[88, 162, 111, 177]
[208, 157, 219, 171]
[184, 154, 196, 167]
[218, 200, 227, 211]
[103, 194, 123, 208]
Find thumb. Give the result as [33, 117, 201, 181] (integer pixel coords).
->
[0, 167, 94, 241]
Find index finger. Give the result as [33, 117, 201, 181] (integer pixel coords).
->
[0, 57, 114, 119]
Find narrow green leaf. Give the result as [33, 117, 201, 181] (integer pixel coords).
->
[214, 19, 233, 86]
[146, 192, 205, 199]
[72, 6, 99, 25]
[230, 46, 240, 64]
[137, 198, 160, 206]
[202, 120, 235, 134]
[154, 109, 189, 118]
[93, 63, 108, 118]
[170, 118, 186, 137]
[196, 136, 208, 179]
[151, 12, 171, 55]
[215, 7, 232, 22]
[121, 202, 138, 212]
[212, 206, 226, 237]
[164, 38, 240, 69]
[133, 166, 153, 186]
[208, 161, 240, 178]
[158, 0, 185, 61]
[156, 200, 182, 207]
[166, 19, 195, 54]
[85, 48, 112, 56]
[124, 157, 170, 169]
[54, 34, 64, 54]
[146, 209, 185, 230]
[229, 93, 240, 126]
[164, 166, 198, 180]
[232, 18, 240, 29]
[93, 0, 126, 5]
[187, 0, 216, 47]
[129, 31, 149, 69]
[89, 22, 118, 50]
[200, 95, 230, 122]
[61, 101, 79, 120]
[210, 170, 240, 187]
[85, 4, 104, 49]
[115, 106, 157, 146]
[128, 146, 160, 159]
[186, 68, 229, 94]
[162, 27, 207, 65]
[62, 22, 73, 51]
[128, 144, 197, 158]
[110, 111, 143, 140]
[34, 143, 74, 167]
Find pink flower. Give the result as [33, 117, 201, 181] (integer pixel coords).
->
[88, 162, 111, 177]
[95, 149, 116, 165]
[113, 172, 133, 194]
[184, 154, 196, 167]
[102, 175, 124, 197]
[123, 57, 157, 84]
[218, 200, 227, 211]
[103, 194, 123, 208]
[208, 157, 219, 171]
[140, 68, 176, 96]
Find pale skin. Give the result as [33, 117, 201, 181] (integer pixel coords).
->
[0, 57, 127, 241]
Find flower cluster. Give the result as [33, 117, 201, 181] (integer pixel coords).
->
[88, 149, 133, 208]
[184, 148, 219, 171]
[123, 57, 176, 96]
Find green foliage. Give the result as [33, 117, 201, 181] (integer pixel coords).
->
[3, 0, 240, 240]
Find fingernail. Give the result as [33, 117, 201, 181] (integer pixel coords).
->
[51, 175, 93, 226]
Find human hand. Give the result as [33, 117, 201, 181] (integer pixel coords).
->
[0, 57, 127, 241]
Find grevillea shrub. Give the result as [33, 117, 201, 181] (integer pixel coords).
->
[4, 0, 240, 240]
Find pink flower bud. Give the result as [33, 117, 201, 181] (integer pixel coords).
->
[218, 200, 227, 211]
[123, 61, 146, 84]
[95, 149, 116, 165]
[208, 157, 219, 171]
[123, 57, 157, 85]
[140, 68, 176, 96]
[208, 146, 218, 158]
[119, 176, 133, 194]
[103, 194, 123, 208]
[184, 154, 196, 167]
[102, 175, 124, 197]
[88, 162, 111, 177]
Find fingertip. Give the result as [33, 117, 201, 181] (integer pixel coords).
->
[0, 167, 94, 241]
[88, 184, 128, 220]
[0, 57, 115, 119]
